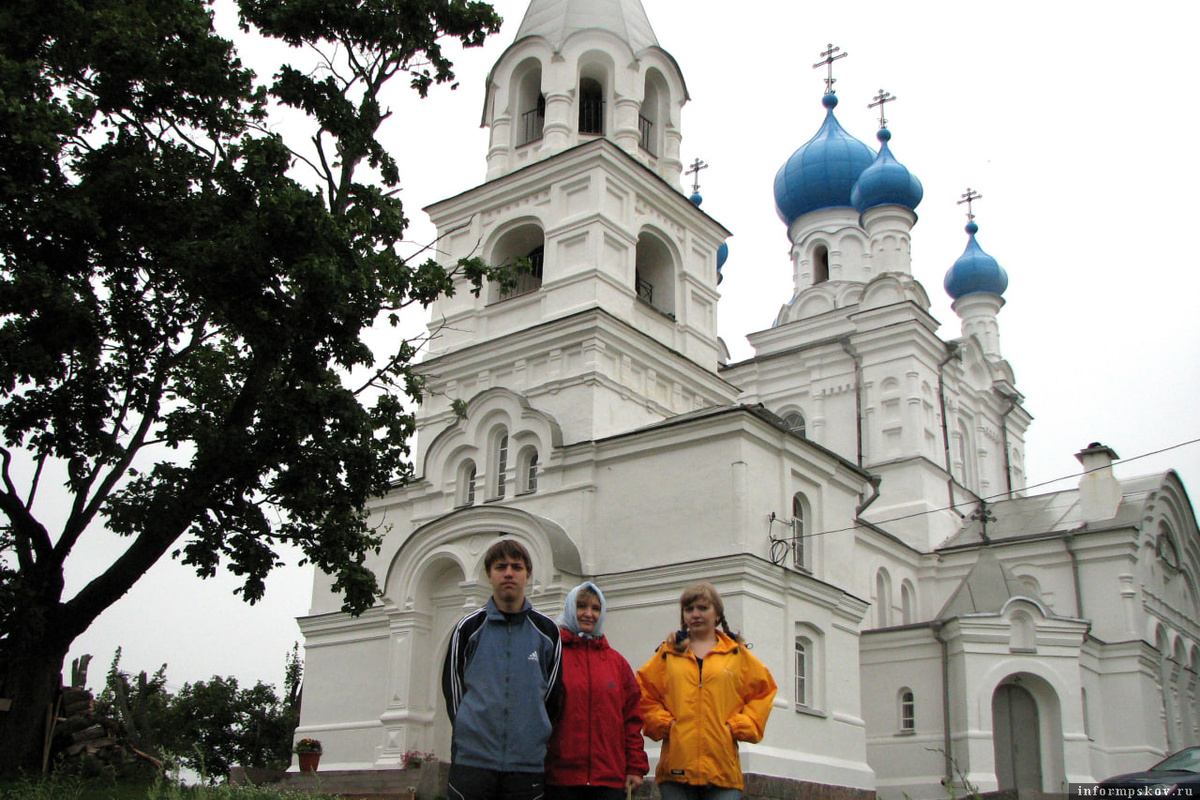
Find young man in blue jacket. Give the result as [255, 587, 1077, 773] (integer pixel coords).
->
[442, 539, 564, 800]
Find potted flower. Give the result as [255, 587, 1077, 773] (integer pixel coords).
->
[295, 738, 323, 773]
[401, 749, 438, 770]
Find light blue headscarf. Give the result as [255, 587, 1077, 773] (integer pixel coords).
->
[556, 581, 607, 639]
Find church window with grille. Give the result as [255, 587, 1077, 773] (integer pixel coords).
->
[899, 688, 915, 732]
[457, 460, 477, 507]
[518, 446, 539, 494]
[791, 492, 808, 570]
[794, 636, 811, 709]
[496, 433, 508, 498]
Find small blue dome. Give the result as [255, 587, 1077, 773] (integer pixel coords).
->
[944, 221, 1008, 299]
[717, 241, 729, 269]
[773, 93, 875, 225]
[689, 192, 703, 207]
[851, 128, 923, 213]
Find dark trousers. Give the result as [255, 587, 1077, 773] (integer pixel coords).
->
[447, 763, 545, 800]
[546, 785, 625, 800]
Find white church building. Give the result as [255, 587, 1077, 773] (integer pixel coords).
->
[295, 1, 1200, 797]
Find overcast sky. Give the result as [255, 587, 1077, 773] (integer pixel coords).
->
[65, 0, 1200, 693]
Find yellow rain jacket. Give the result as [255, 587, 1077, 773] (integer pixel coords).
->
[637, 631, 777, 790]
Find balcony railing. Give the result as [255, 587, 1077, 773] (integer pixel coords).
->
[638, 115, 655, 155]
[519, 108, 544, 146]
[636, 275, 654, 304]
[579, 98, 605, 135]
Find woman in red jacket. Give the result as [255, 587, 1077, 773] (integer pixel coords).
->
[545, 582, 648, 800]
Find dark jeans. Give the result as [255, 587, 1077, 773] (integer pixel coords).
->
[656, 782, 742, 800]
[545, 785, 625, 800]
[447, 763, 545, 800]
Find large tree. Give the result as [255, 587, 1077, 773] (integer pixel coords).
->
[0, 0, 503, 774]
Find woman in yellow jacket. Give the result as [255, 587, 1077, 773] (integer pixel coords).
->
[637, 582, 777, 800]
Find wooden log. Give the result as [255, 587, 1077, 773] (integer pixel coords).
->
[62, 700, 92, 716]
[62, 688, 91, 706]
[71, 724, 106, 744]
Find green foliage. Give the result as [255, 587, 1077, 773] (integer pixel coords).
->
[93, 649, 301, 781]
[0, 0, 504, 773]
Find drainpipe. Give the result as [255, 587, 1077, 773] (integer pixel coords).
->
[933, 621, 954, 786]
[856, 474, 883, 517]
[839, 337, 864, 469]
[997, 391, 1019, 499]
[1064, 530, 1085, 619]
[937, 343, 962, 514]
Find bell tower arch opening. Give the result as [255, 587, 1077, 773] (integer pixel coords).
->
[635, 230, 676, 318]
[488, 221, 546, 303]
[577, 53, 613, 137]
[513, 58, 545, 147]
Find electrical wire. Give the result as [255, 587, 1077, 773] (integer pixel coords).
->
[788, 435, 1200, 543]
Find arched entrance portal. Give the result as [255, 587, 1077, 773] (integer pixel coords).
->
[993, 682, 1043, 791]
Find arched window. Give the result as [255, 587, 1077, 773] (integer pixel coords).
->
[813, 244, 829, 285]
[579, 77, 604, 135]
[782, 411, 806, 438]
[794, 636, 810, 709]
[791, 492, 808, 570]
[899, 688, 915, 732]
[635, 232, 675, 317]
[901, 580, 916, 624]
[518, 446, 539, 494]
[494, 432, 508, 498]
[875, 568, 892, 628]
[1010, 611, 1036, 652]
[489, 224, 545, 302]
[457, 460, 477, 507]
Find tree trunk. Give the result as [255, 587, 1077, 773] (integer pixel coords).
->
[0, 638, 69, 776]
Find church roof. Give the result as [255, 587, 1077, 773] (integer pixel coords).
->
[937, 473, 1167, 551]
[515, 0, 659, 53]
[936, 550, 1042, 619]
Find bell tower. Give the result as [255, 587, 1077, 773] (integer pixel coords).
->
[414, 0, 737, 466]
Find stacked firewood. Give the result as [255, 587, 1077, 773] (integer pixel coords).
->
[50, 655, 158, 775]
[55, 684, 121, 760]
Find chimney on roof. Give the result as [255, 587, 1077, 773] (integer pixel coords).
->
[1076, 442, 1121, 524]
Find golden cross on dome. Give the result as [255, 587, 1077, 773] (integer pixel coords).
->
[869, 89, 896, 129]
[813, 44, 847, 94]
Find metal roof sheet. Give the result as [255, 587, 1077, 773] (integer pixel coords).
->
[515, 0, 658, 53]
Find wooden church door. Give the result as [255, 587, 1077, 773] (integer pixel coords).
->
[993, 683, 1043, 791]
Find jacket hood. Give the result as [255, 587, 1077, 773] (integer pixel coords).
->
[556, 581, 607, 639]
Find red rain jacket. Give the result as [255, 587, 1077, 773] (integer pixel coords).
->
[545, 629, 649, 788]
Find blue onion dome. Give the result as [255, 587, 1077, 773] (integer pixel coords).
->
[774, 93, 876, 225]
[851, 127, 923, 213]
[944, 221, 1008, 299]
[689, 192, 703, 207]
[717, 241, 729, 269]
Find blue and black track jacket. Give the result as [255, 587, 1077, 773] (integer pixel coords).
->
[442, 597, 564, 772]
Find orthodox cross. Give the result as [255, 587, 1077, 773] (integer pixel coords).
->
[958, 188, 983, 221]
[970, 501, 997, 544]
[869, 89, 896, 129]
[813, 44, 847, 94]
[686, 158, 709, 194]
